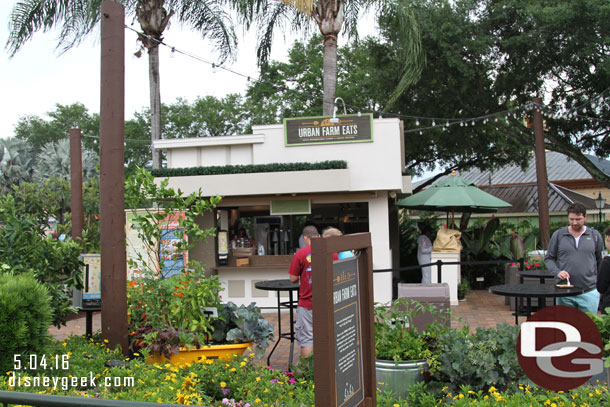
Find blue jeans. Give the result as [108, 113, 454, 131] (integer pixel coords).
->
[556, 289, 600, 314]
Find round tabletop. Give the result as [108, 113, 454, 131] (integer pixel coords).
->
[517, 269, 555, 279]
[255, 279, 299, 291]
[489, 284, 584, 298]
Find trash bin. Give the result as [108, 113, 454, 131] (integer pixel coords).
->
[397, 283, 450, 332]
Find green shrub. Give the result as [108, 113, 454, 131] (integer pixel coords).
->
[0, 194, 83, 326]
[0, 272, 53, 374]
[150, 160, 347, 178]
[435, 323, 526, 392]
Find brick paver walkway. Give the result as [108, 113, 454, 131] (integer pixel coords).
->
[48, 289, 522, 372]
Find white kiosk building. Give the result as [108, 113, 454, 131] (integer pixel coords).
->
[152, 115, 411, 306]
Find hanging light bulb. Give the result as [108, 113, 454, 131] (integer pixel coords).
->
[212, 63, 218, 73]
[432, 120, 436, 126]
[415, 119, 420, 126]
[169, 47, 176, 58]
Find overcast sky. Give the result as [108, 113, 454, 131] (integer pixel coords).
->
[1, 2, 380, 140]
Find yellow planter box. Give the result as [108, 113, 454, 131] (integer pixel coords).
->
[146, 342, 253, 366]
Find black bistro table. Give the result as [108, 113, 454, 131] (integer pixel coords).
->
[517, 269, 557, 311]
[254, 279, 299, 369]
[489, 284, 584, 325]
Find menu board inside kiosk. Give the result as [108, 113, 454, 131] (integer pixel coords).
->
[332, 256, 364, 407]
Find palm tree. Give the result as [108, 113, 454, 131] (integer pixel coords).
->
[246, 0, 424, 115]
[0, 139, 35, 194]
[33, 138, 99, 183]
[6, 0, 237, 168]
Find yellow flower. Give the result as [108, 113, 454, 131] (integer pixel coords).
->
[393, 404, 400, 407]
[488, 386, 497, 393]
[256, 377, 261, 382]
[220, 382, 226, 388]
[255, 398, 261, 403]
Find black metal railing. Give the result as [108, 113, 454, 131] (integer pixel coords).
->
[373, 258, 517, 282]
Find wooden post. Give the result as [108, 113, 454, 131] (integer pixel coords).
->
[533, 97, 550, 249]
[69, 128, 83, 244]
[312, 233, 376, 407]
[99, 0, 128, 354]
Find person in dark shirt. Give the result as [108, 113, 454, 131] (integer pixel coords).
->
[545, 203, 603, 314]
[596, 227, 610, 314]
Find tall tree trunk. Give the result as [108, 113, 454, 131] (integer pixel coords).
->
[149, 44, 162, 169]
[314, 0, 343, 116]
[322, 33, 338, 116]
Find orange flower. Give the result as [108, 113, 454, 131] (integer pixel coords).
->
[128, 280, 137, 287]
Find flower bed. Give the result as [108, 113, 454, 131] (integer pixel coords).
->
[1, 334, 609, 406]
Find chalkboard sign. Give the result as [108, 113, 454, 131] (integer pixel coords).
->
[312, 232, 375, 407]
[332, 256, 364, 407]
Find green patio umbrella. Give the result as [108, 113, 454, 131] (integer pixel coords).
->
[397, 175, 511, 226]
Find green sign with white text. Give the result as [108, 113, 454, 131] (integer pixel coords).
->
[284, 114, 373, 146]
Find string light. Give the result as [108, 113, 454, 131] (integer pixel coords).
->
[123, 24, 610, 138]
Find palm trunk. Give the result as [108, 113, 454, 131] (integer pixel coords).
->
[149, 44, 162, 169]
[322, 33, 338, 116]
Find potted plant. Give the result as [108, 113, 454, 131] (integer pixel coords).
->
[458, 279, 470, 301]
[374, 298, 450, 399]
[127, 262, 274, 365]
[124, 169, 274, 364]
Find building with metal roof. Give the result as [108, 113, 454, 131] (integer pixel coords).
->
[413, 151, 610, 224]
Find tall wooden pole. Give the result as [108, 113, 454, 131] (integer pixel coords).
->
[533, 97, 550, 249]
[69, 128, 83, 244]
[99, 0, 127, 354]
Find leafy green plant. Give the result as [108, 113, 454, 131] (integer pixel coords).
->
[374, 298, 450, 372]
[589, 312, 610, 362]
[212, 302, 274, 354]
[124, 167, 221, 278]
[0, 193, 83, 326]
[457, 279, 470, 299]
[0, 272, 53, 374]
[127, 263, 223, 355]
[435, 323, 525, 392]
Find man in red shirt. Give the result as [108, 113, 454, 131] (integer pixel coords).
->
[289, 225, 319, 358]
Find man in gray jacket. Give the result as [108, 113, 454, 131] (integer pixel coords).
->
[545, 203, 604, 314]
